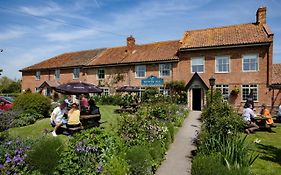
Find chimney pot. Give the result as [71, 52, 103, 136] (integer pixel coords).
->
[127, 35, 135, 47]
[256, 6, 266, 25]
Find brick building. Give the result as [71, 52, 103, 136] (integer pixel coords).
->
[20, 7, 275, 111]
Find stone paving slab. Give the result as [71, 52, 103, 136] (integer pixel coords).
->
[155, 111, 201, 175]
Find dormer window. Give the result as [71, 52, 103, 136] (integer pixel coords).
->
[35, 71, 40, 80]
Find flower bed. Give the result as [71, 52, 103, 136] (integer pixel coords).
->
[0, 96, 188, 174]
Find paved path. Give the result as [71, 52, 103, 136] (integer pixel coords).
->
[155, 111, 202, 175]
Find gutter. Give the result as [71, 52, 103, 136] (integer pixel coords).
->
[179, 42, 271, 51]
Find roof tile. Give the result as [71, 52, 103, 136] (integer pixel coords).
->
[180, 23, 272, 49]
[21, 48, 106, 71]
[272, 64, 281, 84]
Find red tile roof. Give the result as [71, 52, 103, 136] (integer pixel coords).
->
[21, 48, 106, 71]
[272, 64, 281, 84]
[89, 40, 180, 66]
[180, 23, 273, 49]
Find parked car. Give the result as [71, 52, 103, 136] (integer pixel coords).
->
[0, 96, 13, 111]
[0, 96, 14, 104]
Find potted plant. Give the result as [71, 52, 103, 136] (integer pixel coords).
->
[230, 88, 240, 96]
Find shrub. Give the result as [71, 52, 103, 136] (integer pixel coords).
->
[13, 112, 44, 127]
[102, 155, 129, 175]
[201, 90, 243, 140]
[126, 145, 152, 175]
[55, 128, 126, 175]
[13, 93, 51, 117]
[141, 87, 159, 102]
[0, 110, 17, 132]
[92, 95, 122, 105]
[26, 136, 63, 175]
[192, 154, 250, 175]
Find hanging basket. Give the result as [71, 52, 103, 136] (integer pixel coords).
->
[230, 88, 240, 96]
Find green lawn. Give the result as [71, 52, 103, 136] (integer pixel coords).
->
[8, 105, 120, 139]
[247, 123, 281, 175]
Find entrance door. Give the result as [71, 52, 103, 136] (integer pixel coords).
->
[192, 88, 201, 111]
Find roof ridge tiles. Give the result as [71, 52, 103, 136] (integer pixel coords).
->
[184, 23, 256, 33]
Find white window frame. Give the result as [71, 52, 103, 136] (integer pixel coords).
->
[242, 54, 259, 72]
[135, 65, 146, 78]
[215, 84, 229, 100]
[215, 56, 230, 73]
[191, 57, 205, 73]
[35, 71, 40, 80]
[73, 68, 80, 79]
[159, 63, 171, 77]
[241, 84, 258, 101]
[54, 69, 60, 80]
[97, 69, 105, 80]
[160, 87, 170, 95]
[101, 87, 109, 96]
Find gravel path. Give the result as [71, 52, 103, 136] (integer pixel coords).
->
[155, 111, 202, 175]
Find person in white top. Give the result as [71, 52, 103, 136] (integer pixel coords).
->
[277, 104, 281, 120]
[242, 103, 259, 134]
[50, 102, 67, 136]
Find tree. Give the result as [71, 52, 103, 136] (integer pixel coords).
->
[0, 76, 21, 94]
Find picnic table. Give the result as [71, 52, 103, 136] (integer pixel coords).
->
[253, 115, 277, 130]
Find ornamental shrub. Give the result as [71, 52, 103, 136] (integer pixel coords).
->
[55, 128, 126, 175]
[141, 87, 159, 102]
[13, 93, 51, 117]
[126, 145, 152, 175]
[102, 155, 129, 175]
[0, 110, 17, 132]
[92, 95, 122, 105]
[26, 136, 63, 175]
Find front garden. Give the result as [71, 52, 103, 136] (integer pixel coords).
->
[0, 89, 188, 175]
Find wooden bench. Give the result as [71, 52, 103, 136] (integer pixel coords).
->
[253, 116, 277, 131]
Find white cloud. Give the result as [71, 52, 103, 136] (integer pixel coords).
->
[45, 29, 100, 42]
[19, 2, 61, 16]
[0, 29, 25, 41]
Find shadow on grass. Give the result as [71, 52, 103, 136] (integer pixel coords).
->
[256, 143, 281, 166]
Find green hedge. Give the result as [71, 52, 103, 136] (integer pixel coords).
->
[13, 93, 51, 117]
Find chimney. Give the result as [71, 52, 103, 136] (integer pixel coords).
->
[127, 35, 135, 47]
[256, 6, 266, 25]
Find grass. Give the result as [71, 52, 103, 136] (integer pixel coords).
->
[8, 105, 120, 139]
[246, 123, 281, 175]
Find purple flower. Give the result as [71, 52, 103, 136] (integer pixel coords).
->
[5, 156, 12, 163]
[15, 148, 24, 155]
[0, 164, 3, 169]
[13, 155, 24, 165]
[97, 163, 102, 173]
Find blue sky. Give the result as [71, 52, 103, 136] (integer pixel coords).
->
[0, 0, 280, 79]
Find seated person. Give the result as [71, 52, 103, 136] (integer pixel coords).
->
[260, 104, 275, 127]
[64, 95, 72, 110]
[242, 103, 259, 134]
[80, 94, 89, 114]
[67, 103, 81, 128]
[89, 98, 100, 115]
[50, 102, 67, 137]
